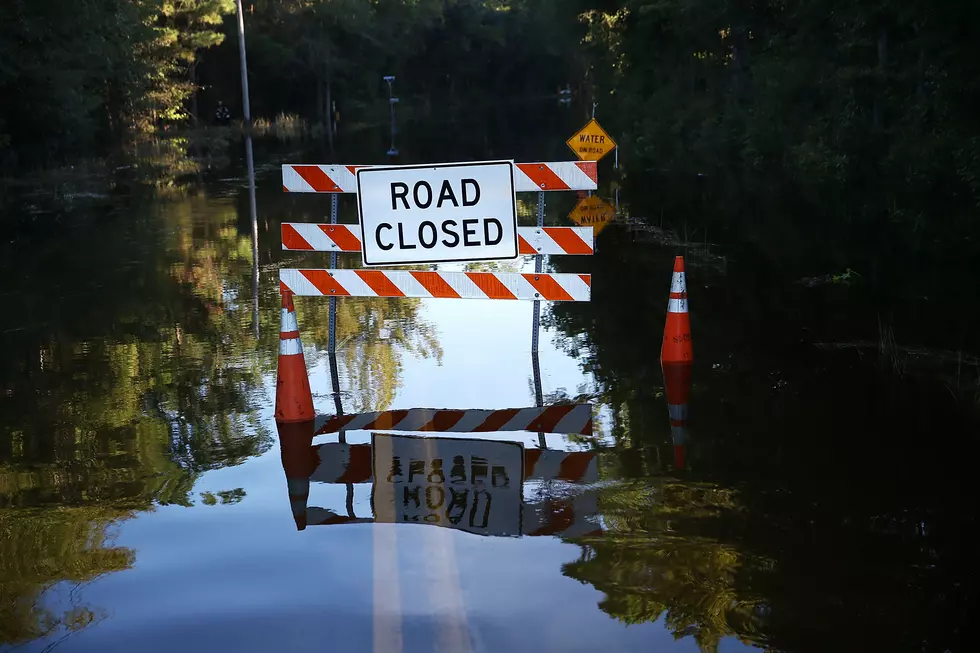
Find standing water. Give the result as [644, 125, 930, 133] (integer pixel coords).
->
[1, 120, 977, 653]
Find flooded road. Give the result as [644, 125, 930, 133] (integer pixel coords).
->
[1, 124, 977, 653]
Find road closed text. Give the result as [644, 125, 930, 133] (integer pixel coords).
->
[356, 161, 518, 266]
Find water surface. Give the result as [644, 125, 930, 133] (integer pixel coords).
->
[1, 123, 977, 653]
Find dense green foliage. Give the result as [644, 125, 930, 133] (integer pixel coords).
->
[5, 0, 977, 320]
[0, 0, 582, 168]
[576, 0, 980, 328]
[0, 185, 441, 644]
[0, 1, 235, 166]
[2, 3, 978, 648]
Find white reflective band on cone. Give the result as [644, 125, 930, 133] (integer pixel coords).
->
[670, 272, 687, 294]
[280, 337, 303, 356]
[668, 404, 689, 421]
[667, 298, 689, 313]
[287, 478, 310, 497]
[281, 308, 299, 333]
[670, 424, 687, 446]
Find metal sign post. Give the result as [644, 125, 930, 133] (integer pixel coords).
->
[328, 194, 339, 352]
[532, 190, 546, 449]
[531, 190, 545, 356]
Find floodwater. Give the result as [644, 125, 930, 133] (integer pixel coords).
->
[1, 120, 978, 653]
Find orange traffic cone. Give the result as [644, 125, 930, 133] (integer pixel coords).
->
[277, 420, 318, 530]
[275, 290, 315, 423]
[661, 256, 693, 363]
[662, 362, 692, 471]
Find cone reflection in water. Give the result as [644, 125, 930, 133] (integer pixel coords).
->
[275, 290, 315, 423]
[662, 362, 692, 470]
[661, 256, 693, 363]
[277, 420, 318, 530]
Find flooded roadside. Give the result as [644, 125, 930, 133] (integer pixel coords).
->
[1, 124, 978, 652]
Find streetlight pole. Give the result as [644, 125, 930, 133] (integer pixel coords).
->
[384, 76, 399, 157]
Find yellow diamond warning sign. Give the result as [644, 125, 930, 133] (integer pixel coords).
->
[569, 196, 615, 236]
[567, 119, 617, 162]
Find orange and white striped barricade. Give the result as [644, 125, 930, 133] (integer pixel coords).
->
[313, 404, 593, 437]
[279, 269, 591, 301]
[309, 443, 598, 486]
[282, 162, 597, 194]
[282, 223, 595, 257]
[307, 404, 595, 485]
[275, 161, 601, 424]
[524, 448, 598, 484]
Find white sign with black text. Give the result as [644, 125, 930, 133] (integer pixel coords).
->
[356, 161, 518, 266]
[371, 433, 524, 537]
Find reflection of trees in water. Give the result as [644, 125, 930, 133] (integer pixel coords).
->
[0, 188, 270, 645]
[563, 481, 767, 653]
[0, 508, 133, 645]
[0, 178, 447, 644]
[299, 297, 443, 413]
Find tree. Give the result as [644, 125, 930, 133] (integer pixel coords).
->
[154, 1, 236, 123]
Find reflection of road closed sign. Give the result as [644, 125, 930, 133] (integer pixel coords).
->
[569, 196, 615, 236]
[356, 161, 519, 266]
[371, 434, 524, 537]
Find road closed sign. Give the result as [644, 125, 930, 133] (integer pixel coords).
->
[356, 161, 518, 266]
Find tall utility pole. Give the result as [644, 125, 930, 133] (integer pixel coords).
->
[236, 0, 259, 337]
[235, 0, 252, 127]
